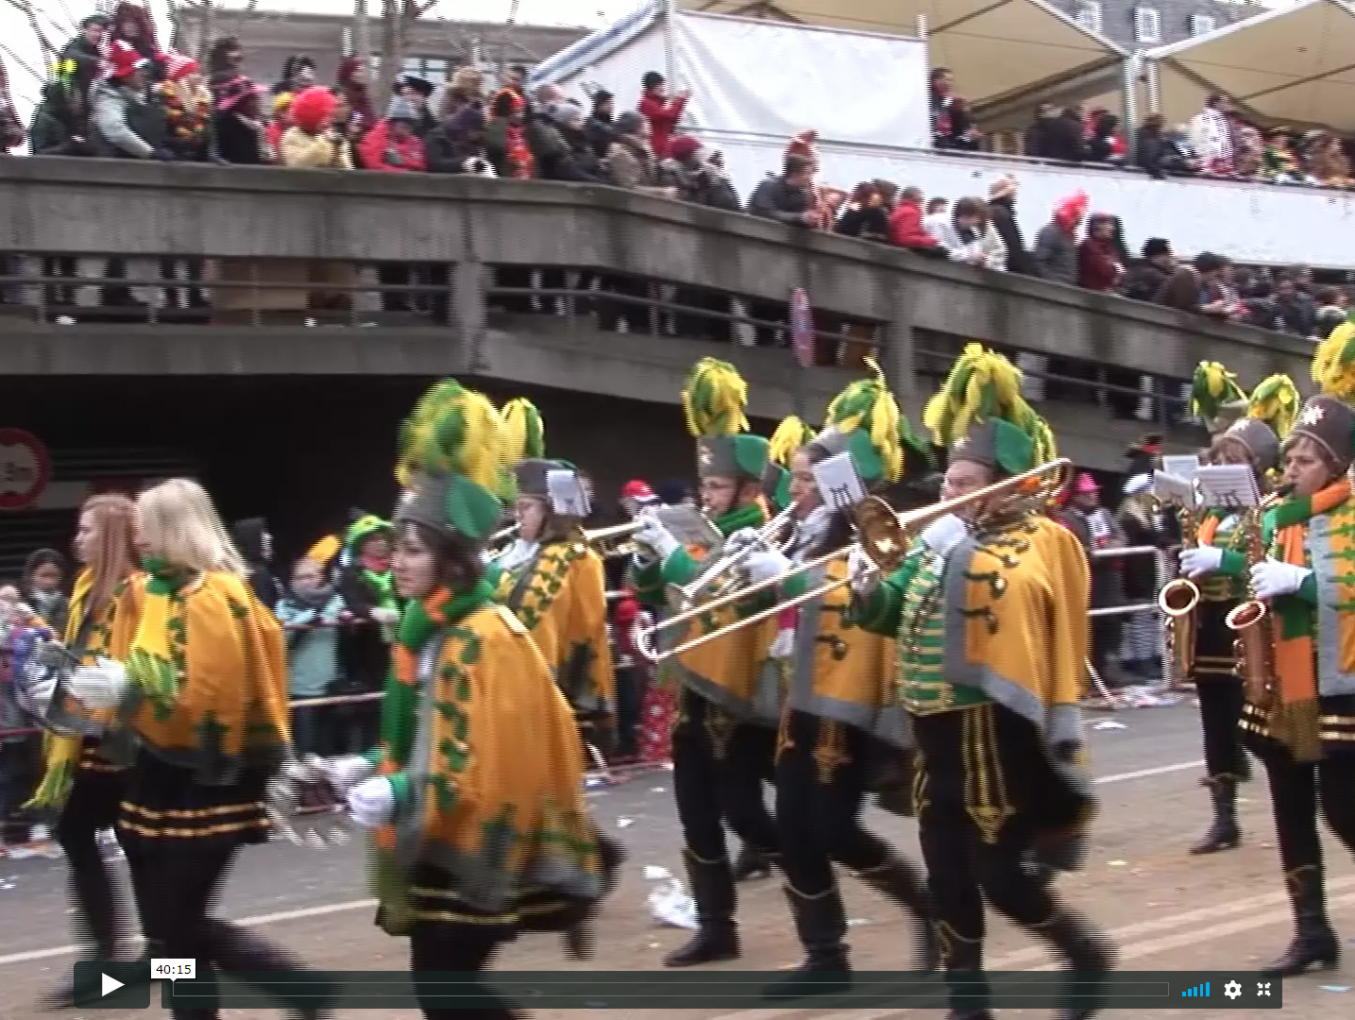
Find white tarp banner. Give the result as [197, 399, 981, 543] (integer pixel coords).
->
[672, 14, 930, 149]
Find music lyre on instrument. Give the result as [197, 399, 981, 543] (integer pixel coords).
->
[671, 502, 801, 608]
[633, 458, 1074, 665]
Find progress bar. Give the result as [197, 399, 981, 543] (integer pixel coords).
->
[159, 970, 1282, 1010]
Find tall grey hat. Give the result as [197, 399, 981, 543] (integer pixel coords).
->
[1221, 418, 1281, 473]
[1288, 395, 1355, 469]
[513, 459, 553, 499]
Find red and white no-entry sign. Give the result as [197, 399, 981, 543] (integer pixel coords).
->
[0, 428, 52, 510]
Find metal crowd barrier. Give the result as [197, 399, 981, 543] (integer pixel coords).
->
[1084, 544, 1173, 710]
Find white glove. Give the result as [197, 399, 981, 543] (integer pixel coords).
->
[321, 754, 377, 793]
[1250, 559, 1311, 600]
[66, 657, 130, 709]
[743, 547, 792, 584]
[919, 513, 969, 556]
[768, 626, 795, 659]
[721, 527, 762, 558]
[634, 515, 681, 564]
[848, 546, 881, 597]
[369, 606, 400, 625]
[1179, 545, 1224, 578]
[347, 776, 395, 828]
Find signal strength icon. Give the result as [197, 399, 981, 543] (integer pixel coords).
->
[1183, 982, 1210, 997]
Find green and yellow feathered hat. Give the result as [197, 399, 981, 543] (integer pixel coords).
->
[394, 378, 505, 542]
[807, 357, 933, 490]
[683, 357, 768, 481]
[1291, 324, 1355, 468]
[922, 344, 1054, 476]
[761, 415, 816, 512]
[1217, 374, 1298, 473]
[498, 396, 557, 500]
[1190, 360, 1250, 435]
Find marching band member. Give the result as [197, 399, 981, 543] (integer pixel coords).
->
[25, 495, 148, 1006]
[1176, 368, 1296, 855]
[849, 346, 1114, 1020]
[493, 398, 615, 728]
[1226, 333, 1355, 977]
[745, 365, 940, 983]
[63, 478, 319, 1020]
[630, 357, 782, 967]
[337, 379, 619, 1017]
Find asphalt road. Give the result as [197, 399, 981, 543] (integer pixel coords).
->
[0, 699, 1351, 1020]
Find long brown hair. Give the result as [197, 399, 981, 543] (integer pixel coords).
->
[80, 494, 140, 612]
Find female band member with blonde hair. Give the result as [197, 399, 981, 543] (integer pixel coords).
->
[27, 494, 148, 1007]
[64, 478, 322, 1020]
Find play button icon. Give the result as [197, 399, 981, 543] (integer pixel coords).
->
[71, 961, 150, 1009]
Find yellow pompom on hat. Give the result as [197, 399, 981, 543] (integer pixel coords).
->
[761, 415, 817, 512]
[1290, 322, 1355, 467]
[682, 357, 768, 481]
[1217, 373, 1299, 473]
[806, 356, 933, 488]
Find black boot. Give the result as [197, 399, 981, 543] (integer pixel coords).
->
[207, 920, 336, 1019]
[1237, 746, 1253, 783]
[857, 854, 941, 972]
[1033, 908, 1117, 1020]
[1190, 776, 1241, 855]
[938, 922, 992, 1020]
[663, 851, 740, 967]
[1261, 865, 1340, 976]
[764, 884, 851, 999]
[732, 842, 772, 882]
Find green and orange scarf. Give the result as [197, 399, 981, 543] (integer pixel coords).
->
[1267, 478, 1355, 759]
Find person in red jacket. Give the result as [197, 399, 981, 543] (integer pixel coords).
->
[887, 186, 941, 250]
[638, 70, 688, 160]
[1077, 212, 1125, 292]
[357, 95, 427, 172]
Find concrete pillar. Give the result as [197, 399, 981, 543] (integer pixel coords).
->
[883, 275, 919, 406]
[450, 260, 491, 373]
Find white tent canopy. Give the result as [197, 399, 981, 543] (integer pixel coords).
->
[1144, 0, 1355, 132]
[680, 0, 1128, 109]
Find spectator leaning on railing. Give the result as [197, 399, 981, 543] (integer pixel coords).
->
[91, 41, 172, 161]
[926, 196, 1007, 271]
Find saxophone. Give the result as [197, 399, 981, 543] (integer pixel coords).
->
[1157, 498, 1202, 687]
[1224, 486, 1293, 711]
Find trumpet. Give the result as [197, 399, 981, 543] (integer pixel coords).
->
[579, 520, 647, 558]
[484, 523, 521, 561]
[634, 458, 1073, 664]
[674, 503, 800, 607]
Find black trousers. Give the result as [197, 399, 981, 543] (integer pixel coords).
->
[1261, 750, 1355, 876]
[56, 765, 133, 957]
[409, 922, 511, 1020]
[671, 687, 779, 865]
[912, 705, 1060, 971]
[775, 709, 892, 895]
[1197, 679, 1247, 779]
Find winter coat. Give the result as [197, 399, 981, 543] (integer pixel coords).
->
[988, 197, 1034, 274]
[358, 121, 427, 172]
[1033, 222, 1079, 285]
[606, 134, 671, 196]
[276, 592, 346, 698]
[91, 83, 165, 159]
[888, 200, 940, 249]
[747, 175, 813, 226]
[638, 92, 687, 160]
[928, 219, 1008, 271]
[281, 125, 353, 169]
[1077, 237, 1122, 292]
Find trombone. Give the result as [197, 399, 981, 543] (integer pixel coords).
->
[673, 503, 800, 607]
[633, 458, 1073, 665]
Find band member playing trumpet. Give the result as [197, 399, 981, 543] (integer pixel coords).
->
[1221, 336, 1355, 977]
[25, 495, 148, 1006]
[630, 357, 783, 967]
[1174, 370, 1296, 856]
[849, 346, 1114, 1020]
[334, 379, 618, 1017]
[493, 398, 615, 729]
[736, 366, 940, 983]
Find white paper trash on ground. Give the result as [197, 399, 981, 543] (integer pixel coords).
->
[648, 878, 697, 930]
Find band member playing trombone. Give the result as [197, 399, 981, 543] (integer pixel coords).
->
[736, 366, 940, 984]
[629, 357, 783, 967]
[849, 346, 1114, 1020]
[1216, 335, 1355, 977]
[493, 398, 615, 729]
[1173, 366, 1294, 856]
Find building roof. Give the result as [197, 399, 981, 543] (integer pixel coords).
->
[171, 7, 588, 87]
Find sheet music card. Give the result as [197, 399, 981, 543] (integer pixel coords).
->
[812, 453, 867, 513]
[655, 504, 723, 552]
[1153, 471, 1196, 508]
[1161, 455, 1201, 482]
[547, 469, 591, 518]
[1195, 465, 1260, 509]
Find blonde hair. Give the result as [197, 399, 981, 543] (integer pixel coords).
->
[136, 478, 248, 577]
[80, 494, 140, 612]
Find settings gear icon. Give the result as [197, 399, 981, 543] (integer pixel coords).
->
[1224, 980, 1242, 1000]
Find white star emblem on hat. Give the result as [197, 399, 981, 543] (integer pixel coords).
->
[1300, 404, 1325, 426]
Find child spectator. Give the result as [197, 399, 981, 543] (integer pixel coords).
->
[275, 557, 347, 759]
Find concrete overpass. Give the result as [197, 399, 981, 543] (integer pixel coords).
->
[0, 158, 1315, 470]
